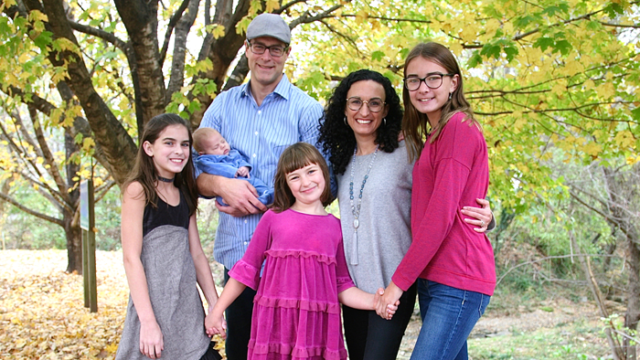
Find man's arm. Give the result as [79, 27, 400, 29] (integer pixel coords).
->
[196, 173, 267, 217]
[198, 92, 267, 217]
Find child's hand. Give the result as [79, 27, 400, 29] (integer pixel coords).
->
[374, 288, 400, 320]
[140, 320, 164, 359]
[235, 166, 250, 178]
[205, 310, 227, 339]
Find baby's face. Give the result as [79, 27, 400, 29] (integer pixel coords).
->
[202, 132, 230, 156]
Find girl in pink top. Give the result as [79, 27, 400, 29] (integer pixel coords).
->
[207, 142, 396, 360]
[377, 42, 495, 360]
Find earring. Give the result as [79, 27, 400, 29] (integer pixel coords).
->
[344, 117, 347, 125]
[383, 118, 387, 126]
[448, 92, 452, 100]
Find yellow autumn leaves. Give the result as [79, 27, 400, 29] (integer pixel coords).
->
[0, 250, 128, 360]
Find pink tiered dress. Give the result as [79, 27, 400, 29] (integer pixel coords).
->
[229, 209, 354, 360]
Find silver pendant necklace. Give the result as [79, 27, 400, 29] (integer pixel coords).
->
[348, 145, 379, 265]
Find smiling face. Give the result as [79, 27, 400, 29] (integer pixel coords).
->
[245, 36, 290, 89]
[143, 124, 191, 179]
[344, 80, 389, 147]
[405, 57, 459, 126]
[285, 162, 326, 208]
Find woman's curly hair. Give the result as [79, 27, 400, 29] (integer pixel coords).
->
[318, 69, 403, 175]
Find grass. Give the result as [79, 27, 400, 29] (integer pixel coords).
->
[469, 319, 610, 360]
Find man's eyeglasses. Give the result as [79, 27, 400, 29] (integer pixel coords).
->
[346, 97, 386, 113]
[404, 73, 454, 91]
[247, 41, 289, 57]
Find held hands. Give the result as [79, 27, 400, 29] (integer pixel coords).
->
[139, 320, 164, 359]
[235, 166, 250, 178]
[205, 309, 228, 339]
[376, 282, 403, 320]
[215, 177, 267, 217]
[461, 198, 493, 233]
[373, 287, 400, 320]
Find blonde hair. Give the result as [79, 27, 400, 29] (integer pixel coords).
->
[192, 127, 220, 154]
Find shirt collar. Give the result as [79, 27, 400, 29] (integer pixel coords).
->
[240, 74, 292, 101]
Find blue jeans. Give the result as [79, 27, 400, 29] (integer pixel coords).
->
[410, 279, 490, 360]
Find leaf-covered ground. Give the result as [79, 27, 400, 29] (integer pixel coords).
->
[0, 250, 130, 359]
[0, 250, 228, 360]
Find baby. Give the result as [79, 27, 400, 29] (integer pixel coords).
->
[193, 127, 274, 206]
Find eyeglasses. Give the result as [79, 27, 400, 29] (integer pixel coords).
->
[346, 97, 386, 113]
[404, 73, 455, 91]
[247, 41, 289, 57]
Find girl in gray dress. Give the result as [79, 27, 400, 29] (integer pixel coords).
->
[117, 114, 221, 360]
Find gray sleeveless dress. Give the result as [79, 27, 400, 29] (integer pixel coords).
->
[116, 191, 210, 359]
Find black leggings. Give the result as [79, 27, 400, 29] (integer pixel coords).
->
[199, 342, 223, 360]
[342, 283, 417, 360]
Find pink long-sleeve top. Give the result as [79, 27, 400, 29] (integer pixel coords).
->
[391, 112, 496, 296]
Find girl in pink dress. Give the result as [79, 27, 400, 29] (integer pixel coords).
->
[206, 142, 395, 360]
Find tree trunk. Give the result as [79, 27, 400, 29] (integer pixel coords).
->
[603, 166, 640, 359]
[64, 211, 83, 274]
[625, 236, 640, 359]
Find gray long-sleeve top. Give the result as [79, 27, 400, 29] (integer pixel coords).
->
[337, 141, 414, 294]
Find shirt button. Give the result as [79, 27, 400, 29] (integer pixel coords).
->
[258, 110, 262, 115]
[253, 154, 257, 158]
[244, 241, 248, 245]
[255, 131, 258, 135]
[244, 220, 248, 224]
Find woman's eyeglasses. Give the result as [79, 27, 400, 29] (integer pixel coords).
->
[346, 97, 386, 112]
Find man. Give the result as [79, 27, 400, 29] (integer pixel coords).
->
[196, 13, 326, 360]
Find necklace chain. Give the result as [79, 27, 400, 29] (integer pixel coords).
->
[349, 145, 379, 230]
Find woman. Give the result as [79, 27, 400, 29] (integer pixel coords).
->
[378, 43, 495, 360]
[318, 69, 493, 360]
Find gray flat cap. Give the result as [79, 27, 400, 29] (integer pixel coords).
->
[246, 13, 291, 44]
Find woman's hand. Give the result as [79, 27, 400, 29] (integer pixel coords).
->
[373, 288, 399, 320]
[376, 282, 403, 319]
[461, 198, 493, 233]
[139, 320, 164, 359]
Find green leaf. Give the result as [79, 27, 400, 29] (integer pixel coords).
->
[514, 15, 538, 28]
[553, 40, 572, 55]
[371, 50, 385, 62]
[32, 31, 53, 49]
[604, 3, 624, 18]
[533, 37, 554, 52]
[631, 107, 640, 122]
[467, 51, 483, 68]
[542, 5, 568, 16]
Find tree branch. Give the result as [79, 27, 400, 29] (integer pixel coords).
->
[159, 0, 191, 64]
[496, 253, 619, 286]
[570, 190, 624, 229]
[0, 192, 64, 226]
[68, 20, 129, 54]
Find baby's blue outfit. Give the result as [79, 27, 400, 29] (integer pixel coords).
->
[194, 150, 274, 206]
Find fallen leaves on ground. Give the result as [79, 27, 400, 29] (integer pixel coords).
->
[0, 250, 224, 360]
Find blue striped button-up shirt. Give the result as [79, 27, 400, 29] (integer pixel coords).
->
[199, 75, 325, 270]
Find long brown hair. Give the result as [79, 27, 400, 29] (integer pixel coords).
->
[124, 113, 198, 216]
[402, 42, 479, 162]
[272, 142, 333, 212]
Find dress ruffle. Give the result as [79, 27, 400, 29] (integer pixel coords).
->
[265, 249, 337, 265]
[254, 294, 341, 314]
[248, 340, 347, 360]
